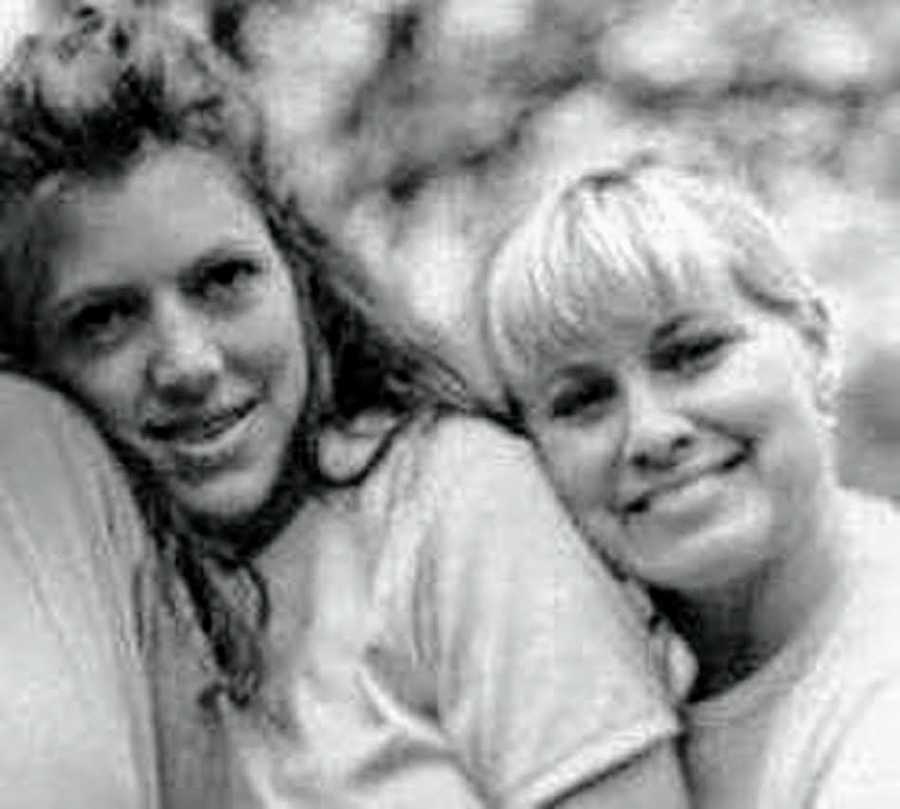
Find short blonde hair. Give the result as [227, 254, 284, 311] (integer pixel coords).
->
[483, 153, 831, 405]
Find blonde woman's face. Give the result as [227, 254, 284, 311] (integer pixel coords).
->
[39, 146, 309, 523]
[521, 270, 832, 595]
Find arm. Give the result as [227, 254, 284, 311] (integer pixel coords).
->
[0, 375, 158, 809]
[411, 417, 689, 809]
[813, 677, 900, 809]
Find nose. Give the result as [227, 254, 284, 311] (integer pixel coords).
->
[147, 301, 223, 402]
[622, 379, 694, 473]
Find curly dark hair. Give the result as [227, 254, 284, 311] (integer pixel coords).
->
[0, 4, 472, 708]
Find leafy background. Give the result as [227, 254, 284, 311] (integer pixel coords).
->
[8, 0, 900, 497]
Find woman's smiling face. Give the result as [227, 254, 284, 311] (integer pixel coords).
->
[38, 145, 309, 524]
[522, 270, 833, 595]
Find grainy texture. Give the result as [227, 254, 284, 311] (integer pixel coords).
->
[9, 0, 900, 495]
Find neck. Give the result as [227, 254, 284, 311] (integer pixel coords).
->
[657, 482, 846, 700]
[196, 463, 314, 566]
[171, 423, 319, 566]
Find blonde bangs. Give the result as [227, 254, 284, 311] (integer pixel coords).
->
[487, 170, 733, 389]
[484, 158, 830, 398]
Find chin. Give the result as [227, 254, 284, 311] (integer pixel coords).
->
[628, 508, 774, 594]
[639, 530, 773, 595]
[169, 469, 276, 528]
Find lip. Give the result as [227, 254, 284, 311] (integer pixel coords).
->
[143, 399, 259, 469]
[621, 448, 748, 516]
[144, 399, 256, 442]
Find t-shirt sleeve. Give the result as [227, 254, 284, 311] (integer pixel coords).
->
[390, 417, 679, 807]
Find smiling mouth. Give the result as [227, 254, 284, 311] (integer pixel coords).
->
[623, 448, 749, 516]
[144, 399, 258, 446]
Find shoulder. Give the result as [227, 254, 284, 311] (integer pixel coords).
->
[0, 372, 124, 488]
[842, 488, 900, 541]
[343, 413, 555, 564]
[809, 673, 900, 808]
[837, 490, 900, 634]
[414, 412, 535, 462]
[373, 413, 545, 504]
[356, 412, 639, 626]
[297, 414, 553, 575]
[0, 372, 89, 439]
[782, 491, 900, 746]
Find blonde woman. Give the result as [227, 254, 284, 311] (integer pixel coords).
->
[483, 154, 900, 807]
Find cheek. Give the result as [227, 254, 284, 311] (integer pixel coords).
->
[53, 348, 147, 435]
[708, 358, 827, 508]
[239, 278, 303, 361]
[248, 292, 309, 408]
[535, 426, 618, 515]
[751, 377, 820, 447]
[759, 385, 827, 491]
[701, 340, 821, 442]
[535, 429, 632, 566]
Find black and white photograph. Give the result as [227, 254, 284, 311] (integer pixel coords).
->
[1, 1, 900, 806]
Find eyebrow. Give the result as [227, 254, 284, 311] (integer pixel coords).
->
[184, 244, 257, 273]
[542, 359, 611, 393]
[47, 240, 265, 314]
[44, 284, 139, 324]
[180, 241, 272, 287]
[652, 312, 703, 343]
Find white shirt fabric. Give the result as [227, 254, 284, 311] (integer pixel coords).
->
[0, 375, 158, 809]
[212, 415, 679, 807]
[685, 492, 900, 809]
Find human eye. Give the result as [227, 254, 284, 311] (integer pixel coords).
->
[547, 373, 617, 421]
[191, 257, 262, 306]
[653, 329, 734, 375]
[57, 295, 141, 352]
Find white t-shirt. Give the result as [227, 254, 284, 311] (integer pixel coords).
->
[685, 492, 900, 809]
[217, 415, 679, 807]
[0, 376, 157, 809]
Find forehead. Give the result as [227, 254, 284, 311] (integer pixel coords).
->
[46, 145, 273, 301]
[536, 251, 744, 353]
[508, 263, 780, 409]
